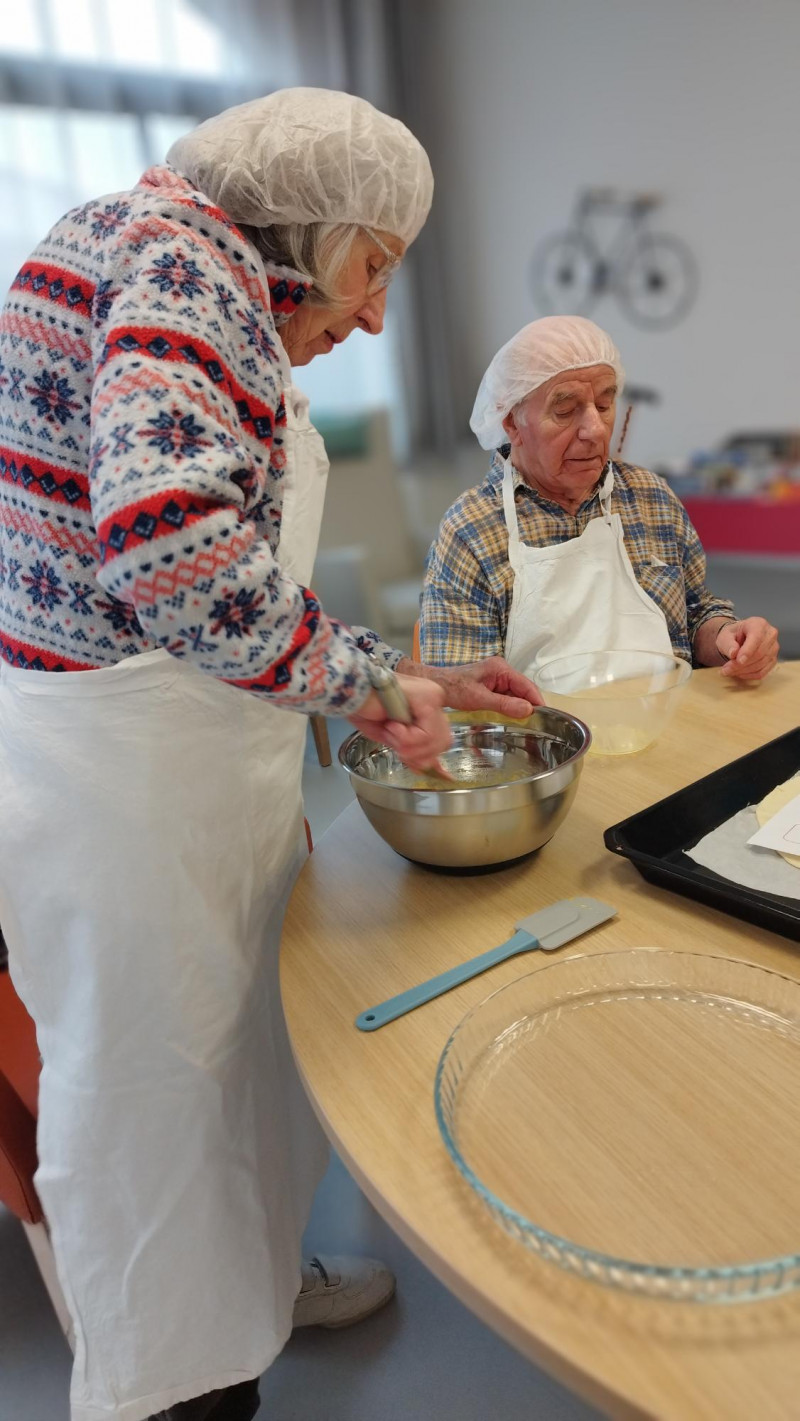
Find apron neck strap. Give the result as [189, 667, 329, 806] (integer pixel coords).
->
[501, 457, 524, 570]
[599, 461, 615, 520]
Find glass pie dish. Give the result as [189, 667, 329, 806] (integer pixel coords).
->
[434, 950, 800, 1302]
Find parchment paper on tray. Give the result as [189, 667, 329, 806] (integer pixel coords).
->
[687, 806, 800, 901]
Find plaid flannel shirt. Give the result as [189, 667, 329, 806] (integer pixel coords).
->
[420, 455, 734, 666]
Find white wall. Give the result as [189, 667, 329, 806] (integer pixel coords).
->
[419, 0, 800, 468]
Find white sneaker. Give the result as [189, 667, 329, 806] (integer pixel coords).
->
[292, 1255, 396, 1330]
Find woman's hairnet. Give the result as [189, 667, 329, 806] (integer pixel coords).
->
[167, 88, 433, 245]
[470, 316, 625, 450]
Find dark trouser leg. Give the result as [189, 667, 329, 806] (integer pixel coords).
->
[148, 1377, 261, 1421]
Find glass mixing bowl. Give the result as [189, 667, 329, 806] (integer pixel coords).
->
[536, 650, 691, 756]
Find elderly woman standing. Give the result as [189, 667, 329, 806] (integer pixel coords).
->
[421, 316, 779, 682]
[0, 90, 541, 1421]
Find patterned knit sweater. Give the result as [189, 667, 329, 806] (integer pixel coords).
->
[0, 164, 398, 712]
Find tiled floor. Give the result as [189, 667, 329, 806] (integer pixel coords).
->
[0, 719, 600, 1421]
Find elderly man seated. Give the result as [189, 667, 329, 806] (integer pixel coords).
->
[420, 317, 779, 682]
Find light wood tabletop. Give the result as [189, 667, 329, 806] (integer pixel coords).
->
[281, 663, 800, 1421]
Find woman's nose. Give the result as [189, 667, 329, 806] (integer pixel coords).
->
[357, 288, 387, 336]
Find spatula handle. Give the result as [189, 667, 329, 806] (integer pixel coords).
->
[354, 929, 535, 1032]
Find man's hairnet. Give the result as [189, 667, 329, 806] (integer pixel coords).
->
[470, 316, 625, 450]
[167, 88, 433, 245]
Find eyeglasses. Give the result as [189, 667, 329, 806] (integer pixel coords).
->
[361, 226, 403, 295]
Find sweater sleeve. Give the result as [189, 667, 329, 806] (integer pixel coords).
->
[88, 214, 371, 714]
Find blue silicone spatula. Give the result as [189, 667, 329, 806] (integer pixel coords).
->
[355, 896, 616, 1032]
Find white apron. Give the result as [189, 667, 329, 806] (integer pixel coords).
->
[501, 457, 673, 680]
[0, 386, 331, 1421]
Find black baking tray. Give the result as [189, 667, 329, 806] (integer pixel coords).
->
[604, 727, 800, 942]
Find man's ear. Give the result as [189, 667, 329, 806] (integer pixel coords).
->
[502, 409, 518, 444]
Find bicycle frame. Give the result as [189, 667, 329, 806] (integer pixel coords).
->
[572, 191, 661, 294]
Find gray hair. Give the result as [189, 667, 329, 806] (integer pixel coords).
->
[242, 221, 361, 309]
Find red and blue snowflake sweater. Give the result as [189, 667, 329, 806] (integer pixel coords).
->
[0, 164, 399, 712]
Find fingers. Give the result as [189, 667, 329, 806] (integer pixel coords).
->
[721, 653, 778, 681]
[473, 659, 544, 706]
[480, 693, 542, 719]
[346, 712, 453, 771]
[382, 716, 453, 770]
[432, 660, 545, 714]
[716, 623, 744, 659]
[496, 669, 546, 708]
[445, 678, 533, 718]
[721, 633, 779, 680]
[347, 673, 452, 771]
[353, 675, 445, 726]
[735, 622, 769, 666]
[718, 619, 779, 680]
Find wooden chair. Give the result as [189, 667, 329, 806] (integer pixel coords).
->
[309, 713, 332, 767]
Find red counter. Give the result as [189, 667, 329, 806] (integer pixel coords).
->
[681, 497, 800, 555]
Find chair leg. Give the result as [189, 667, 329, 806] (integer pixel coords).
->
[310, 714, 332, 767]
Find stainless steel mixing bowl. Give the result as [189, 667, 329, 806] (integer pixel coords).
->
[338, 710, 591, 869]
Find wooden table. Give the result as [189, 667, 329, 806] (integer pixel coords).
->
[281, 664, 800, 1420]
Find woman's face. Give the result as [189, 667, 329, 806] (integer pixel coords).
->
[279, 228, 406, 366]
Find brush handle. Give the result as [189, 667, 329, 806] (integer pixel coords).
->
[354, 929, 536, 1032]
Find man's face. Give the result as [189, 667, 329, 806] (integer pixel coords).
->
[502, 364, 618, 507]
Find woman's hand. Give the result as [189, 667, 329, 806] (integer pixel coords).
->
[348, 675, 452, 772]
[397, 655, 544, 717]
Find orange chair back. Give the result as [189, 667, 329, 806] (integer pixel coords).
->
[0, 969, 42, 1223]
[0, 969, 40, 1118]
[412, 620, 421, 663]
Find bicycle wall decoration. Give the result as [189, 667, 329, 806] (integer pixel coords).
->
[530, 189, 698, 330]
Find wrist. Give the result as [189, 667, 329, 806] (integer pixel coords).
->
[395, 656, 446, 688]
[394, 656, 416, 676]
[349, 689, 384, 722]
[697, 616, 736, 666]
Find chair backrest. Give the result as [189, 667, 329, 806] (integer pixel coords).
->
[0, 969, 42, 1223]
[0, 969, 40, 1117]
[412, 619, 421, 663]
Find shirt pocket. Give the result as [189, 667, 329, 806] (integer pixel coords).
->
[633, 558, 687, 637]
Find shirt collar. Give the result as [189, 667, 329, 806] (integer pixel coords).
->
[490, 450, 615, 512]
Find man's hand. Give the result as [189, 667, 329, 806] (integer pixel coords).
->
[715, 617, 779, 681]
[348, 674, 452, 772]
[397, 655, 544, 719]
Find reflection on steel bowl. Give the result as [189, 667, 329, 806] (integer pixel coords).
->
[338, 711, 591, 869]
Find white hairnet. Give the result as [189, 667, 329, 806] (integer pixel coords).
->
[470, 316, 625, 450]
[167, 88, 433, 245]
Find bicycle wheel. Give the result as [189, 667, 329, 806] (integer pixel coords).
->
[616, 232, 698, 330]
[530, 230, 601, 316]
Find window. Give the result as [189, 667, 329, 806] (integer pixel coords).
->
[0, 0, 262, 293]
[0, 0, 402, 429]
